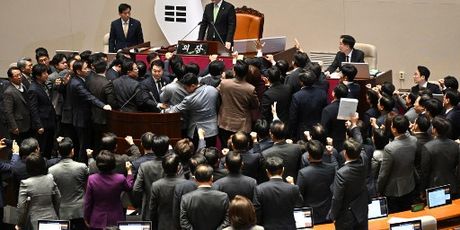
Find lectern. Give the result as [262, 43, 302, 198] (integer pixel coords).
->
[177, 40, 230, 56]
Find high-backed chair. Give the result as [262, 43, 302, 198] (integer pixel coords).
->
[234, 6, 264, 40]
[103, 33, 110, 53]
[355, 42, 377, 70]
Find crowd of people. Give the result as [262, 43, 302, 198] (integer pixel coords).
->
[0, 34, 459, 230]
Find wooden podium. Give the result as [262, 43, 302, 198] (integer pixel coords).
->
[177, 40, 231, 56]
[107, 110, 182, 152]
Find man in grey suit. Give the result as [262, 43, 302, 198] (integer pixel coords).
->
[166, 73, 219, 147]
[421, 117, 460, 196]
[329, 139, 368, 230]
[180, 164, 229, 230]
[149, 153, 186, 230]
[377, 115, 417, 213]
[49, 137, 88, 230]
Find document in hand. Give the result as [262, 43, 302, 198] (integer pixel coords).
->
[337, 98, 358, 120]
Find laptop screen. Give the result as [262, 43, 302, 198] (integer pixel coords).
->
[293, 207, 313, 229]
[37, 220, 70, 230]
[426, 184, 452, 208]
[389, 219, 422, 230]
[368, 197, 388, 219]
[118, 221, 152, 230]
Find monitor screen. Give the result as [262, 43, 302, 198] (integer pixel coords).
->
[389, 219, 422, 230]
[118, 221, 152, 230]
[37, 220, 70, 230]
[293, 207, 313, 229]
[368, 197, 388, 219]
[426, 184, 452, 208]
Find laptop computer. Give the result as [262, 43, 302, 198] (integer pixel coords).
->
[118, 221, 152, 230]
[368, 197, 389, 220]
[342, 62, 370, 79]
[37, 220, 70, 230]
[293, 207, 314, 229]
[426, 184, 452, 208]
[389, 219, 422, 230]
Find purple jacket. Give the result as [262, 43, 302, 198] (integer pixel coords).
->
[84, 173, 134, 229]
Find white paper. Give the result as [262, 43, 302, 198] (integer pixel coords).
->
[337, 98, 359, 120]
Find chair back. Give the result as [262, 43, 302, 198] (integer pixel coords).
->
[355, 42, 377, 70]
[234, 6, 264, 40]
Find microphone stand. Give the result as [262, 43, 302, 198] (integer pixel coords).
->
[179, 21, 203, 41]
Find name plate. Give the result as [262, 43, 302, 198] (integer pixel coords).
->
[177, 41, 209, 55]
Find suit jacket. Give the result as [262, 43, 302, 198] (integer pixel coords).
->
[48, 158, 88, 220]
[253, 178, 303, 230]
[297, 162, 335, 224]
[0, 154, 19, 208]
[262, 142, 303, 181]
[167, 85, 219, 138]
[180, 187, 230, 230]
[261, 82, 292, 124]
[446, 107, 460, 139]
[132, 156, 164, 221]
[85, 73, 115, 125]
[3, 84, 31, 133]
[112, 75, 158, 112]
[28, 80, 56, 129]
[329, 158, 368, 228]
[377, 134, 417, 197]
[17, 174, 61, 230]
[413, 132, 432, 181]
[289, 86, 328, 139]
[198, 0, 236, 43]
[109, 17, 144, 53]
[105, 67, 120, 81]
[326, 49, 365, 73]
[21, 73, 31, 90]
[410, 82, 442, 95]
[141, 76, 170, 103]
[218, 79, 259, 133]
[84, 173, 134, 229]
[421, 138, 460, 194]
[200, 74, 222, 87]
[284, 68, 303, 93]
[345, 82, 361, 99]
[321, 100, 346, 151]
[173, 180, 198, 228]
[0, 80, 8, 136]
[213, 173, 257, 200]
[149, 176, 187, 230]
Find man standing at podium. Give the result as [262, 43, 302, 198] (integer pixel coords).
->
[198, 0, 236, 50]
[109, 3, 144, 53]
[325, 35, 364, 76]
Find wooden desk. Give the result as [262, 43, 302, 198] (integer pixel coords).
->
[314, 199, 460, 229]
[135, 53, 234, 72]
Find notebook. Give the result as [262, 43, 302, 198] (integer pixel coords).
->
[426, 184, 452, 208]
[293, 207, 314, 229]
[389, 219, 422, 230]
[37, 220, 70, 230]
[368, 197, 389, 219]
[118, 221, 152, 230]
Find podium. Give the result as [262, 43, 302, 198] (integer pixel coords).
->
[107, 110, 182, 152]
[177, 40, 230, 56]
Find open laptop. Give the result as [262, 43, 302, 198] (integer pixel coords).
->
[368, 197, 389, 220]
[37, 220, 70, 230]
[426, 184, 452, 208]
[293, 207, 313, 229]
[389, 219, 422, 230]
[342, 62, 370, 79]
[118, 221, 152, 230]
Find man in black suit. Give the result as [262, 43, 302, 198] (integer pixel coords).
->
[4, 67, 32, 143]
[321, 83, 349, 152]
[109, 3, 144, 53]
[289, 70, 327, 140]
[329, 139, 368, 230]
[443, 89, 460, 139]
[229, 131, 265, 183]
[141, 60, 170, 103]
[17, 58, 33, 89]
[261, 67, 291, 124]
[198, 0, 236, 49]
[67, 60, 112, 163]
[0, 79, 9, 138]
[340, 64, 361, 99]
[297, 140, 335, 224]
[285, 51, 310, 93]
[325, 35, 365, 75]
[180, 164, 230, 229]
[410, 65, 441, 95]
[213, 151, 257, 200]
[106, 58, 122, 81]
[253, 156, 303, 230]
[411, 114, 432, 185]
[249, 119, 273, 154]
[28, 64, 56, 158]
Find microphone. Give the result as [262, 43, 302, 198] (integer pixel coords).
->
[179, 21, 204, 41]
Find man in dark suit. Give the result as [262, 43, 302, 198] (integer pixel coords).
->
[340, 64, 361, 99]
[249, 119, 274, 154]
[141, 60, 170, 103]
[411, 114, 432, 186]
[4, 67, 32, 143]
[0, 79, 9, 138]
[106, 58, 122, 81]
[326, 35, 365, 75]
[284, 51, 310, 94]
[261, 67, 292, 124]
[321, 83, 349, 152]
[410, 65, 441, 95]
[17, 58, 33, 89]
[198, 0, 236, 49]
[262, 120, 303, 182]
[180, 164, 230, 229]
[421, 117, 460, 196]
[289, 70, 327, 140]
[329, 139, 368, 230]
[28, 64, 56, 158]
[443, 89, 460, 139]
[229, 131, 265, 183]
[253, 156, 303, 230]
[109, 3, 144, 53]
[297, 140, 335, 224]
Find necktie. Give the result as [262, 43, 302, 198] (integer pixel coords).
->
[156, 80, 162, 92]
[213, 4, 219, 22]
[123, 21, 129, 38]
[345, 55, 349, 62]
